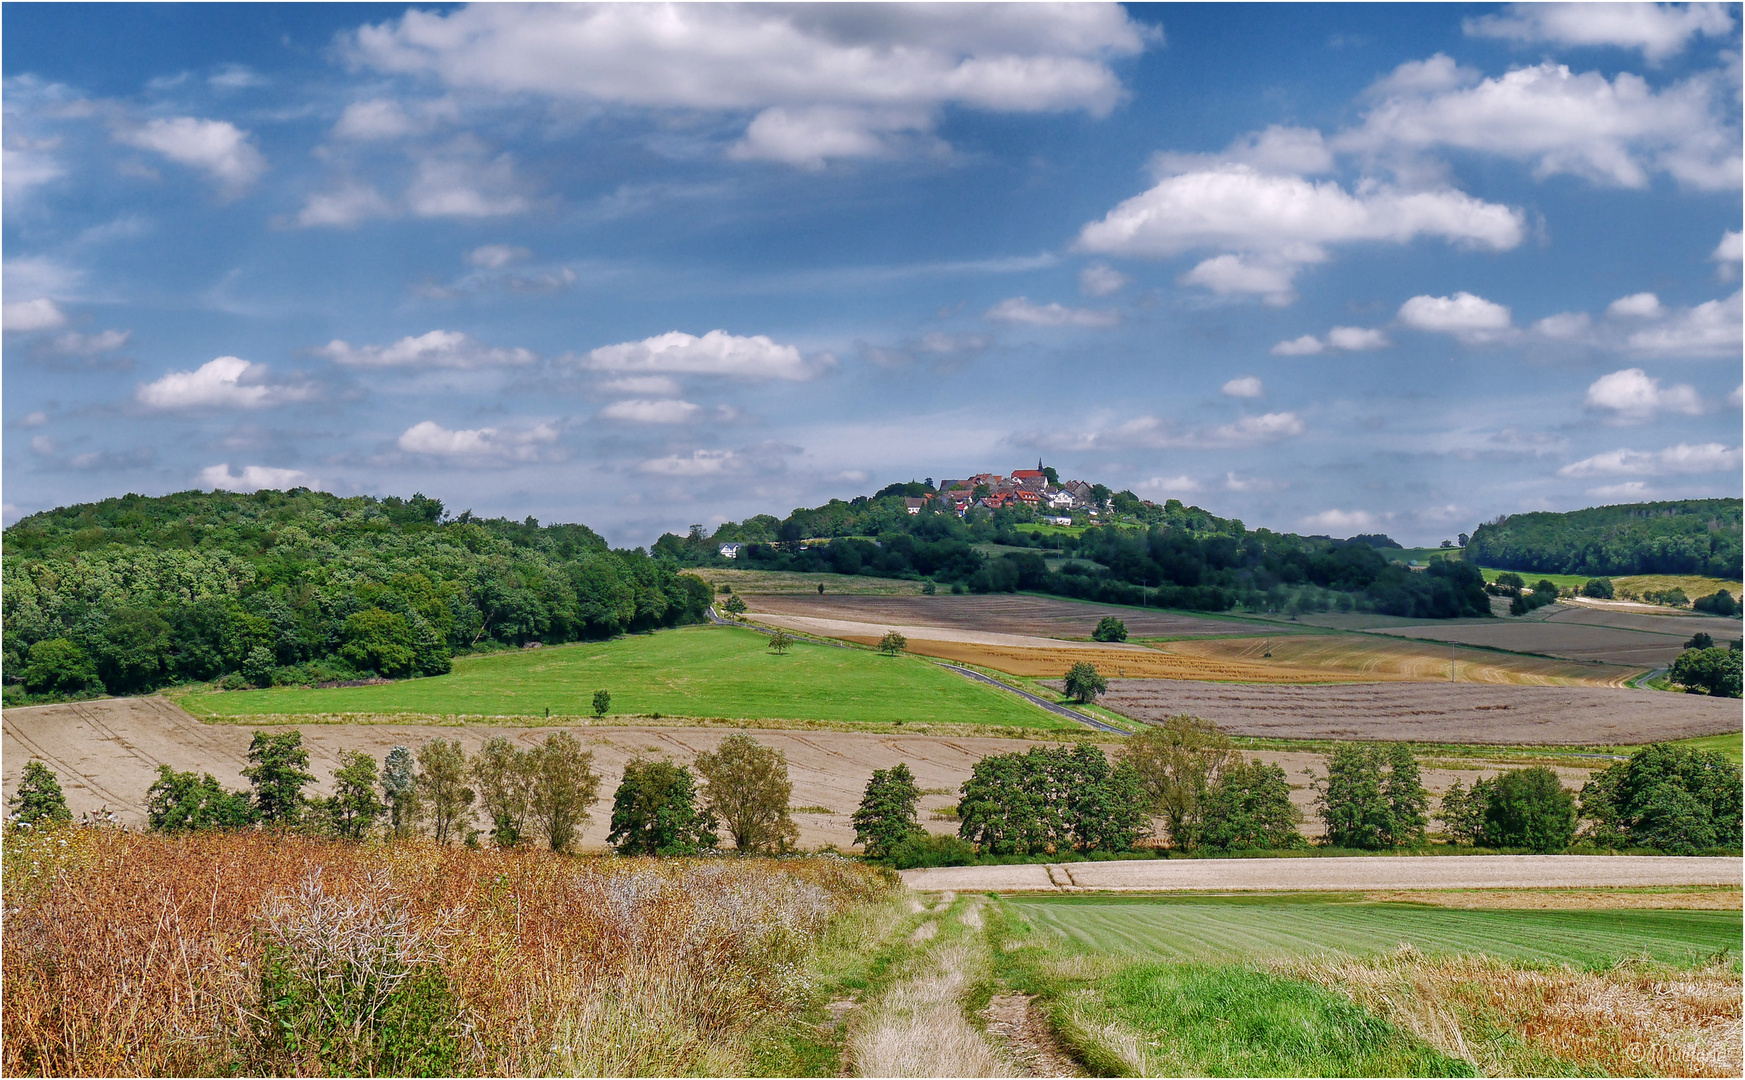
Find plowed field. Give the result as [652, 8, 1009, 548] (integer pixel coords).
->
[1164, 634, 1636, 687]
[841, 636, 1373, 682]
[745, 593, 1272, 638]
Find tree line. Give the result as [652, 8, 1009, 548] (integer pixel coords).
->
[1465, 498, 1742, 579]
[4, 488, 713, 702]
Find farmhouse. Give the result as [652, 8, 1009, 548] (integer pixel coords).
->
[718, 542, 743, 559]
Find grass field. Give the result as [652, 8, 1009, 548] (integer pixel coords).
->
[686, 568, 926, 595]
[1478, 568, 1743, 599]
[1665, 732, 1744, 764]
[182, 624, 1071, 729]
[1007, 894, 1742, 968]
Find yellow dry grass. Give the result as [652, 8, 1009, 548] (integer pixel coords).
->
[1163, 633, 1636, 687]
[1278, 950, 1743, 1078]
[1613, 574, 1743, 601]
[842, 637, 1372, 682]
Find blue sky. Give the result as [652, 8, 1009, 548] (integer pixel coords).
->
[4, 2, 1741, 546]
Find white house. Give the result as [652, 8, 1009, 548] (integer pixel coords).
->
[719, 542, 743, 559]
[1045, 515, 1073, 526]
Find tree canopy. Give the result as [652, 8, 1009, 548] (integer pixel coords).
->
[1465, 499, 1741, 579]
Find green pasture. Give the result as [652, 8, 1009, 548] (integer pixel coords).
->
[1478, 567, 1592, 589]
[1388, 547, 1462, 564]
[1663, 731, 1744, 765]
[1007, 894, 1740, 969]
[183, 624, 1071, 729]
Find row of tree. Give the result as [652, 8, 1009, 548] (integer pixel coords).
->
[3, 488, 714, 700]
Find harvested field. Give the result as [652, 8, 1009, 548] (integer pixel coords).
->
[1369, 620, 1710, 668]
[743, 592, 1273, 639]
[1161, 634, 1635, 687]
[903, 855, 1745, 894]
[838, 635, 1363, 682]
[1094, 679, 1742, 745]
[687, 567, 926, 596]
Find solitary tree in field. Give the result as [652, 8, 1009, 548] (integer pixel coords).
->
[380, 745, 420, 839]
[852, 763, 923, 859]
[322, 751, 386, 840]
[1063, 661, 1107, 704]
[768, 631, 793, 655]
[723, 595, 747, 617]
[529, 732, 600, 853]
[695, 734, 798, 853]
[242, 730, 315, 826]
[878, 630, 908, 656]
[1123, 715, 1236, 849]
[416, 738, 474, 844]
[608, 758, 718, 855]
[1092, 616, 1128, 643]
[593, 689, 612, 717]
[9, 760, 72, 826]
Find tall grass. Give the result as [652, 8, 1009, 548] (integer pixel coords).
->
[2, 825, 893, 1076]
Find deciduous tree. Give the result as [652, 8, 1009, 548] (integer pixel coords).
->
[528, 732, 600, 853]
[416, 738, 474, 845]
[321, 751, 386, 840]
[242, 730, 315, 825]
[767, 631, 793, 655]
[1480, 767, 1574, 852]
[608, 758, 717, 855]
[145, 765, 254, 832]
[1311, 744, 1428, 850]
[1063, 661, 1106, 704]
[852, 763, 923, 859]
[1123, 715, 1236, 849]
[1197, 759, 1304, 851]
[380, 745, 420, 839]
[9, 760, 73, 826]
[695, 734, 798, 853]
[1092, 616, 1128, 642]
[878, 630, 908, 656]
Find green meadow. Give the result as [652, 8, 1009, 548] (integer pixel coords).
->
[183, 623, 1070, 729]
[1007, 894, 1741, 969]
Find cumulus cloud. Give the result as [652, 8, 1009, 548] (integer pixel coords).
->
[1584, 367, 1703, 422]
[2, 297, 66, 331]
[135, 356, 318, 412]
[579, 329, 823, 381]
[1135, 474, 1201, 494]
[1150, 124, 1335, 176]
[347, 3, 1149, 167]
[1272, 325, 1392, 354]
[1586, 480, 1657, 500]
[1077, 164, 1522, 303]
[598, 398, 702, 424]
[396, 419, 559, 462]
[984, 296, 1121, 327]
[315, 330, 536, 369]
[1465, 3, 1735, 62]
[1343, 60, 1740, 190]
[1607, 291, 1663, 318]
[638, 449, 741, 476]
[1558, 441, 1741, 477]
[1397, 292, 1514, 343]
[116, 117, 266, 193]
[295, 182, 393, 228]
[333, 98, 420, 140]
[1713, 229, 1742, 281]
[199, 463, 315, 492]
[1532, 311, 1594, 340]
[599, 375, 683, 396]
[1078, 263, 1130, 297]
[1027, 410, 1304, 452]
[1625, 291, 1743, 355]
[408, 148, 529, 217]
[1300, 508, 1382, 533]
[1221, 375, 1263, 398]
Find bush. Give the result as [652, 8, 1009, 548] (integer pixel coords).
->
[1693, 589, 1737, 616]
[1580, 743, 1743, 854]
[592, 689, 611, 717]
[8, 760, 72, 826]
[1479, 767, 1575, 852]
[1581, 577, 1614, 599]
[1668, 647, 1742, 698]
[1092, 616, 1128, 642]
[887, 833, 978, 869]
[146, 765, 256, 833]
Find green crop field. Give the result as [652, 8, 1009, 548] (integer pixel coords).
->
[1008, 895, 1740, 968]
[1479, 567, 1592, 589]
[184, 624, 1072, 729]
[1665, 732, 1744, 764]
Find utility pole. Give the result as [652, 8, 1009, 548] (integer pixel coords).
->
[1451, 640, 1456, 682]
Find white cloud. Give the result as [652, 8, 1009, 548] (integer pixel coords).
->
[1078, 263, 1129, 297]
[1584, 367, 1703, 422]
[1586, 480, 1657, 500]
[599, 398, 702, 424]
[1713, 229, 1743, 261]
[295, 182, 393, 228]
[30, 436, 54, 455]
[1731, 384, 1743, 407]
[1024, 410, 1304, 453]
[136, 356, 318, 412]
[199, 463, 315, 492]
[333, 99, 419, 140]
[19, 411, 48, 428]
[1215, 412, 1305, 443]
[468, 244, 530, 269]
[348, 4, 1149, 167]
[116, 117, 266, 192]
[1398, 292, 1514, 343]
[1151, 124, 1335, 177]
[1625, 291, 1743, 355]
[581, 329, 823, 381]
[1221, 375, 1264, 398]
[1532, 311, 1593, 340]
[1343, 61, 1740, 190]
[599, 375, 683, 396]
[209, 64, 267, 90]
[638, 449, 740, 476]
[984, 296, 1121, 327]
[316, 330, 536, 369]
[2, 140, 65, 205]
[1300, 508, 1381, 533]
[408, 150, 529, 217]
[1135, 475, 1201, 495]
[1077, 165, 1522, 304]
[1223, 471, 1288, 493]
[2, 297, 66, 331]
[47, 329, 130, 356]
[1272, 325, 1391, 355]
[396, 419, 559, 462]
[1606, 291, 1663, 318]
[1364, 53, 1482, 98]
[1559, 442, 1741, 477]
[1465, 3, 1735, 62]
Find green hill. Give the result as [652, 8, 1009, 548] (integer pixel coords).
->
[1465, 499, 1742, 579]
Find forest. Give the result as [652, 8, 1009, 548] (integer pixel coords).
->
[656, 485, 1490, 620]
[1464, 499, 1742, 578]
[3, 488, 712, 699]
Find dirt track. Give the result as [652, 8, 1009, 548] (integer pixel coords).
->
[902, 855, 1745, 893]
[1094, 680, 1742, 745]
[2, 698, 1600, 846]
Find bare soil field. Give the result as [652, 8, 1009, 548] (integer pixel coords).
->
[2, 698, 1599, 847]
[1092, 680, 1742, 745]
[1162, 634, 1635, 687]
[744, 593, 1272, 639]
[839, 635, 1366, 682]
[1368, 620, 1707, 668]
[901, 855, 1745, 893]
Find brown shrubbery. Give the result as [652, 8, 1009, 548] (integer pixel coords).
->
[2, 825, 894, 1076]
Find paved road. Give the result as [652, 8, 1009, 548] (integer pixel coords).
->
[902, 854, 1745, 893]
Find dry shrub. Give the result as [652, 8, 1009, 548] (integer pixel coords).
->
[2, 826, 894, 1076]
[1276, 948, 1743, 1078]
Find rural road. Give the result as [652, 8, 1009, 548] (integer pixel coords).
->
[931, 663, 1127, 734]
[902, 854, 1745, 893]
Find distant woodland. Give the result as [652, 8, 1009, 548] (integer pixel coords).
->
[1465, 499, 1742, 579]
